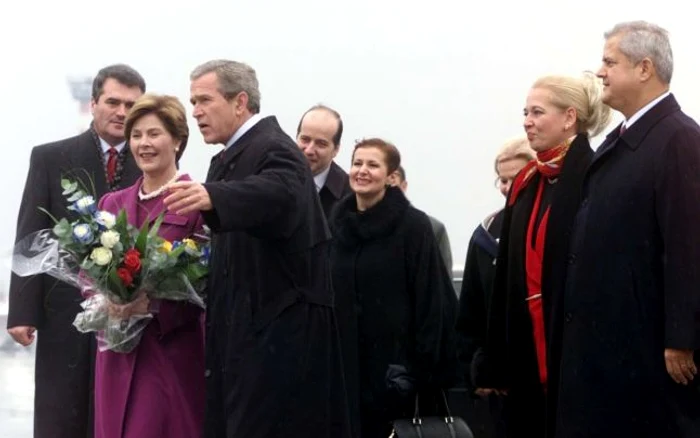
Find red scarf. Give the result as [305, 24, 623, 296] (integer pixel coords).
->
[508, 141, 571, 206]
[509, 140, 571, 389]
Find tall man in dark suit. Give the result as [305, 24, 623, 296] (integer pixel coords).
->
[296, 105, 352, 219]
[164, 60, 350, 438]
[548, 21, 700, 437]
[7, 64, 145, 438]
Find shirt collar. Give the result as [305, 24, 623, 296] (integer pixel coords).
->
[313, 164, 332, 192]
[225, 114, 263, 150]
[623, 90, 671, 129]
[98, 137, 126, 154]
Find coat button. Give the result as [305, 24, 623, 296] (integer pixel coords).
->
[568, 254, 577, 265]
[565, 312, 573, 323]
[205, 369, 212, 378]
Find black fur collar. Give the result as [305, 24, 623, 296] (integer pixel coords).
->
[331, 185, 410, 246]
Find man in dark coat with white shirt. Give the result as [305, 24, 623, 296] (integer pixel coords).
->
[548, 21, 700, 437]
[296, 104, 352, 220]
[164, 59, 351, 438]
[7, 64, 144, 438]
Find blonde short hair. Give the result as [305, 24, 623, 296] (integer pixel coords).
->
[494, 137, 535, 173]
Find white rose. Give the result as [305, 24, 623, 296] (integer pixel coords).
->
[99, 230, 120, 249]
[95, 211, 116, 229]
[90, 247, 113, 266]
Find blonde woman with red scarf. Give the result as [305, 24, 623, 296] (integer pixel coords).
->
[474, 72, 611, 438]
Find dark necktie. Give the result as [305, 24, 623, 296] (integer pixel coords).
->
[106, 147, 118, 184]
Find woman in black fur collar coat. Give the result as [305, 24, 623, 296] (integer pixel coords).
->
[329, 138, 458, 438]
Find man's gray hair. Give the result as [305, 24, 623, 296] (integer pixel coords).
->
[190, 60, 261, 113]
[605, 21, 673, 84]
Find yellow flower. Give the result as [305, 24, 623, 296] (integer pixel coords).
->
[160, 241, 173, 253]
[182, 239, 198, 251]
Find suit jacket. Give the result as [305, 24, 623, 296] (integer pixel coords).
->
[8, 128, 140, 438]
[201, 116, 351, 438]
[554, 94, 700, 437]
[9, 129, 140, 328]
[319, 161, 352, 220]
[428, 215, 453, 275]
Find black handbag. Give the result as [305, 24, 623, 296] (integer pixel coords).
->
[389, 390, 473, 438]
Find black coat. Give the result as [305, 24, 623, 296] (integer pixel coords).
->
[456, 208, 504, 390]
[201, 116, 351, 438]
[552, 94, 700, 437]
[8, 129, 140, 438]
[330, 186, 458, 438]
[319, 160, 352, 220]
[455, 209, 508, 438]
[481, 134, 593, 438]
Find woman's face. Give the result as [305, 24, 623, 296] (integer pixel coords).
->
[129, 113, 179, 177]
[349, 146, 390, 197]
[523, 87, 576, 152]
[496, 157, 530, 197]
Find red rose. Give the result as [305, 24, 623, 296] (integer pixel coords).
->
[117, 267, 133, 287]
[123, 249, 141, 273]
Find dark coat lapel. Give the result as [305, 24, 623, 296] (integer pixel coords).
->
[207, 116, 279, 182]
[592, 94, 680, 167]
[63, 129, 141, 196]
[63, 130, 109, 197]
[324, 161, 350, 200]
[542, 134, 593, 332]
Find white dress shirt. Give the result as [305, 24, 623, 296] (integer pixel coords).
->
[98, 137, 126, 159]
[225, 114, 263, 150]
[623, 91, 671, 130]
[313, 165, 331, 192]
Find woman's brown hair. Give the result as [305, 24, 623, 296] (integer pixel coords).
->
[124, 94, 189, 161]
[352, 138, 401, 174]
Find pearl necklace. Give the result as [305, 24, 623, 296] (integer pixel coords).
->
[138, 173, 181, 201]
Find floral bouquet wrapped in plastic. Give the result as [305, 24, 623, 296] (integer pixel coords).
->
[11, 178, 210, 353]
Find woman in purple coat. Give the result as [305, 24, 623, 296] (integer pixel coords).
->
[94, 94, 205, 438]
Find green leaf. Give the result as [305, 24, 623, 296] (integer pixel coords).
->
[112, 241, 124, 254]
[134, 219, 150, 255]
[148, 213, 165, 239]
[62, 181, 79, 196]
[107, 269, 128, 303]
[169, 245, 187, 259]
[66, 191, 84, 203]
[116, 209, 128, 229]
[60, 179, 73, 192]
[52, 218, 72, 238]
[38, 207, 60, 226]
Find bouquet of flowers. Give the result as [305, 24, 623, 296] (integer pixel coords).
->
[11, 178, 210, 353]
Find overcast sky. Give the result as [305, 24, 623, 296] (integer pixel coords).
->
[0, 0, 698, 289]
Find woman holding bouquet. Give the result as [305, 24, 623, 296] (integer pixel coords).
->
[93, 94, 205, 438]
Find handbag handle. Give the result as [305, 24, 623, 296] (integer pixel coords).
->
[411, 389, 455, 424]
